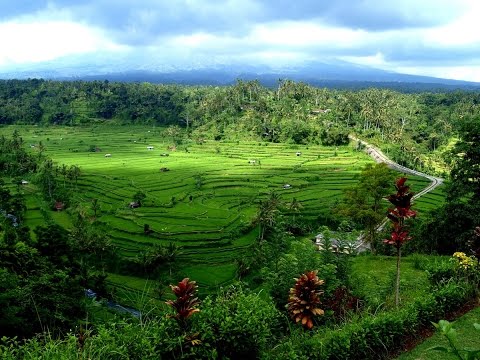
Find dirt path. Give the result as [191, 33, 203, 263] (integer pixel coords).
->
[349, 135, 444, 252]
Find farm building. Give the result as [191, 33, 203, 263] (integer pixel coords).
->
[105, 153, 111, 157]
[21, 180, 29, 185]
[129, 201, 140, 209]
[147, 146, 154, 150]
[296, 152, 302, 156]
[283, 184, 292, 189]
[54, 201, 65, 211]
[315, 234, 351, 254]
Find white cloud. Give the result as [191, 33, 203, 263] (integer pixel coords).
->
[0, 19, 127, 67]
[250, 21, 367, 48]
[1, 0, 480, 81]
[339, 53, 388, 68]
[393, 65, 480, 82]
[422, 1, 480, 47]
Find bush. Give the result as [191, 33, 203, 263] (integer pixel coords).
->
[191, 286, 281, 359]
[425, 259, 457, 285]
[433, 280, 474, 316]
[264, 279, 475, 360]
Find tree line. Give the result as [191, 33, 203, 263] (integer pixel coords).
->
[2, 79, 480, 171]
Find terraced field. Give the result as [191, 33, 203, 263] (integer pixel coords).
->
[0, 125, 444, 291]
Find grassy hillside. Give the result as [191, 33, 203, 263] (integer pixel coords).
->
[0, 125, 444, 293]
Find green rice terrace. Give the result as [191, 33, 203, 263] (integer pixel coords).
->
[0, 125, 445, 293]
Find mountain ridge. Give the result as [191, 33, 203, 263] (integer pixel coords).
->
[2, 60, 480, 91]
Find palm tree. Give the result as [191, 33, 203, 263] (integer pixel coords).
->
[69, 165, 81, 187]
[255, 191, 282, 241]
[91, 198, 100, 219]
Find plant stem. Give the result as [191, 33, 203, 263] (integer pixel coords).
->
[396, 246, 401, 307]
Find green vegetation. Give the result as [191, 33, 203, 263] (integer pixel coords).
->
[396, 307, 480, 360]
[2, 79, 479, 173]
[1, 80, 480, 358]
[0, 125, 376, 292]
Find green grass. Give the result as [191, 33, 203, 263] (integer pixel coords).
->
[0, 125, 447, 292]
[396, 306, 480, 360]
[350, 254, 433, 307]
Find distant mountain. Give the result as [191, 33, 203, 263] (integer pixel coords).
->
[2, 59, 480, 92]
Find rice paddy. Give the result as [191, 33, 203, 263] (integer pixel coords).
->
[0, 125, 445, 291]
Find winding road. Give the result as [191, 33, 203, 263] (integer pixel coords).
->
[349, 135, 444, 252]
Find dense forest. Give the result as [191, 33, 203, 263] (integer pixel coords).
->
[1, 79, 480, 172]
[1, 79, 480, 359]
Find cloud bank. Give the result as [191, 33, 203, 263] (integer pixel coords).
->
[0, 0, 479, 81]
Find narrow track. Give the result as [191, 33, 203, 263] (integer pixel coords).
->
[349, 135, 443, 252]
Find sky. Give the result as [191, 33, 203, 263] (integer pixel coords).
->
[1, 0, 480, 81]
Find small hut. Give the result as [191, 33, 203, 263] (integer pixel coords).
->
[129, 201, 140, 209]
[54, 201, 65, 211]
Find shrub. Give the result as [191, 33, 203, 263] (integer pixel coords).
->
[434, 281, 474, 316]
[165, 278, 200, 329]
[192, 285, 281, 359]
[265, 277, 476, 360]
[287, 271, 325, 329]
[426, 259, 456, 285]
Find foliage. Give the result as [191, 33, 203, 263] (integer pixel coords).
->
[430, 320, 480, 360]
[132, 190, 146, 206]
[0, 131, 37, 176]
[0, 79, 474, 165]
[287, 270, 325, 329]
[470, 227, 480, 262]
[191, 285, 281, 359]
[0, 165, 107, 338]
[425, 258, 457, 286]
[335, 163, 395, 252]
[266, 277, 474, 360]
[0, 222, 88, 337]
[165, 278, 200, 329]
[383, 177, 416, 306]
[418, 116, 480, 254]
[448, 116, 480, 200]
[452, 252, 478, 272]
[450, 252, 480, 293]
[263, 239, 341, 310]
[320, 125, 349, 146]
[136, 242, 180, 276]
[254, 191, 282, 241]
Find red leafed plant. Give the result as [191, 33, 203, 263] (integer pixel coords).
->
[165, 278, 200, 328]
[287, 270, 325, 329]
[384, 177, 416, 306]
[324, 286, 361, 320]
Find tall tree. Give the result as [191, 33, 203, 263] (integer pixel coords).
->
[335, 163, 395, 253]
[255, 191, 282, 241]
[417, 116, 480, 254]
